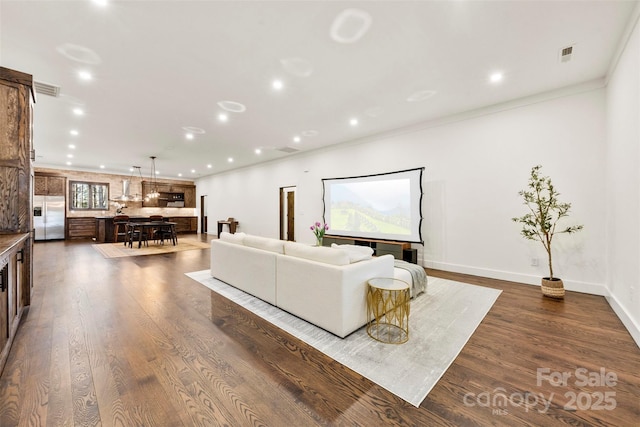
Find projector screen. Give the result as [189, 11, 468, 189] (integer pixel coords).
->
[322, 168, 424, 243]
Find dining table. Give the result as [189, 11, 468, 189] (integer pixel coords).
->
[127, 221, 177, 248]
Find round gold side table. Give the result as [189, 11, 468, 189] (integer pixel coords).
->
[366, 277, 410, 344]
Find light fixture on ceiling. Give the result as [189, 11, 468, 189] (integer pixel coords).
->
[330, 8, 372, 44]
[489, 72, 504, 84]
[146, 156, 160, 200]
[112, 166, 143, 202]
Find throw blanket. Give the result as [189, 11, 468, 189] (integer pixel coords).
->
[394, 260, 427, 298]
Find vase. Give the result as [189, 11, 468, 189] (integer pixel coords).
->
[541, 277, 565, 299]
[316, 237, 323, 247]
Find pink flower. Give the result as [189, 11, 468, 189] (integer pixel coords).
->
[315, 221, 321, 227]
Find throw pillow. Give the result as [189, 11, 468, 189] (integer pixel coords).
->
[331, 243, 374, 263]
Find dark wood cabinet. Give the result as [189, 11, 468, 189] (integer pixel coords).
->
[67, 217, 96, 240]
[0, 64, 34, 377]
[142, 181, 196, 208]
[168, 216, 198, 233]
[34, 173, 66, 196]
[0, 67, 34, 235]
[0, 235, 29, 374]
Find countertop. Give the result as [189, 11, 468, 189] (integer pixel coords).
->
[0, 233, 29, 263]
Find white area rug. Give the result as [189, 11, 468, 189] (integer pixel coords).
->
[186, 270, 501, 407]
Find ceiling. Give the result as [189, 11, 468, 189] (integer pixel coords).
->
[1, 1, 637, 180]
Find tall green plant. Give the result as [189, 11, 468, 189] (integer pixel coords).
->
[512, 165, 583, 279]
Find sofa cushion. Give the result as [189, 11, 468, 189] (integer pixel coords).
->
[243, 235, 285, 254]
[219, 231, 246, 244]
[331, 243, 374, 263]
[284, 241, 350, 265]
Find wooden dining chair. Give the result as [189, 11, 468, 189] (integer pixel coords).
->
[149, 215, 165, 243]
[113, 215, 130, 245]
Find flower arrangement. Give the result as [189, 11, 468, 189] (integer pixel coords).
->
[310, 221, 329, 246]
[113, 202, 127, 214]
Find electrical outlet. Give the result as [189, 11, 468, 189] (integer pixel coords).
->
[531, 258, 539, 267]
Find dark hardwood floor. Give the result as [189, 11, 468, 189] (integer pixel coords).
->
[1, 235, 638, 426]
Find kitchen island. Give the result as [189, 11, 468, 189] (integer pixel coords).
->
[93, 216, 198, 243]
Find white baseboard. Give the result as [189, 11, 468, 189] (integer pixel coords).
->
[605, 294, 640, 349]
[424, 260, 639, 349]
[423, 260, 608, 296]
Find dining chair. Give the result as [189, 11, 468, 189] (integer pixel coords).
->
[113, 215, 130, 245]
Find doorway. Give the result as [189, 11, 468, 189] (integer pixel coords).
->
[279, 186, 296, 241]
[200, 195, 207, 234]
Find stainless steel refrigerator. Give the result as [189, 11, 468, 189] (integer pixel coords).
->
[33, 195, 65, 240]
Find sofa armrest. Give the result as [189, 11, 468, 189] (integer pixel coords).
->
[211, 239, 278, 305]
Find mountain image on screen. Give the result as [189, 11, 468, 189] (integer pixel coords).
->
[330, 181, 411, 235]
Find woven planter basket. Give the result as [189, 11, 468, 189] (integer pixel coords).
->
[541, 278, 565, 299]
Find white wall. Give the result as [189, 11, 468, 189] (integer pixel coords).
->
[605, 16, 640, 346]
[198, 84, 608, 297]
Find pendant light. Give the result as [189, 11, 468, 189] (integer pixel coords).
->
[111, 165, 143, 202]
[130, 166, 144, 201]
[146, 156, 160, 200]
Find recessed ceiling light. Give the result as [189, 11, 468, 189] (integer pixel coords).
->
[349, 118, 359, 126]
[207, 164, 212, 168]
[217, 101, 246, 113]
[56, 43, 102, 65]
[293, 136, 301, 143]
[330, 8, 372, 44]
[99, 165, 105, 169]
[68, 144, 76, 149]
[66, 161, 72, 166]
[218, 113, 228, 122]
[272, 79, 284, 90]
[255, 148, 262, 154]
[490, 72, 504, 83]
[73, 108, 84, 116]
[67, 154, 73, 158]
[191, 169, 196, 173]
[70, 130, 79, 136]
[227, 157, 234, 163]
[92, 0, 108, 6]
[181, 126, 206, 134]
[178, 173, 183, 177]
[78, 71, 92, 81]
[185, 133, 194, 140]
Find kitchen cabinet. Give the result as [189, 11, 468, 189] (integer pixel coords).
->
[34, 173, 66, 196]
[142, 181, 196, 208]
[0, 233, 29, 375]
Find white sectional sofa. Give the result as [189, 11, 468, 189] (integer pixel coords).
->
[210, 232, 395, 338]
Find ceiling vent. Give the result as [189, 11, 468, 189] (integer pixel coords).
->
[559, 45, 575, 63]
[34, 80, 61, 97]
[276, 146, 300, 154]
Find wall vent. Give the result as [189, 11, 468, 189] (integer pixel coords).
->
[276, 146, 299, 153]
[34, 80, 61, 97]
[559, 45, 575, 63]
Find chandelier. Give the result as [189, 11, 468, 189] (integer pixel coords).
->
[146, 156, 160, 200]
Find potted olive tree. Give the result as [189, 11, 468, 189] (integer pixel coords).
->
[512, 165, 583, 299]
